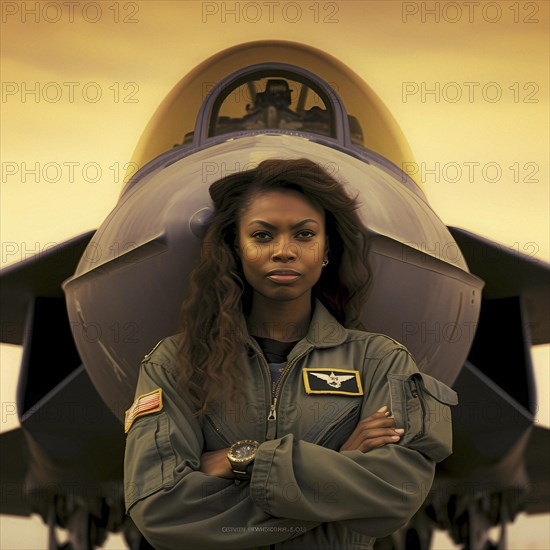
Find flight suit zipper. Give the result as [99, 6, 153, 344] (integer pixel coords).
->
[204, 346, 312, 445]
[256, 347, 311, 439]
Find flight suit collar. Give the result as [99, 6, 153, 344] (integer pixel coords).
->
[302, 299, 348, 348]
[245, 299, 348, 359]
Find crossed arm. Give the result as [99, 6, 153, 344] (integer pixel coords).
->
[125, 352, 437, 549]
[200, 405, 405, 477]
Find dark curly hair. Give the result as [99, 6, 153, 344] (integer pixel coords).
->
[178, 158, 370, 415]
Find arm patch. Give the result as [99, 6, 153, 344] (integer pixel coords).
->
[125, 388, 163, 433]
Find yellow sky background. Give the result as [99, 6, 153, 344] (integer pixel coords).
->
[1, 1, 549, 548]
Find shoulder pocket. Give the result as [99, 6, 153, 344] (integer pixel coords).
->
[387, 372, 458, 462]
[124, 412, 176, 511]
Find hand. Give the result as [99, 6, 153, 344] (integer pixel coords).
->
[339, 406, 405, 452]
[200, 448, 233, 478]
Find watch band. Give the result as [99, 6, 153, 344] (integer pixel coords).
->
[232, 463, 253, 480]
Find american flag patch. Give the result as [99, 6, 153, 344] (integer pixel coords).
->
[124, 388, 163, 433]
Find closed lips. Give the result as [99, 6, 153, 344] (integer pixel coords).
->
[266, 270, 301, 276]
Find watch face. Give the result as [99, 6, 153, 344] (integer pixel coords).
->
[229, 440, 259, 462]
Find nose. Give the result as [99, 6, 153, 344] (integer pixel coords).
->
[271, 238, 298, 262]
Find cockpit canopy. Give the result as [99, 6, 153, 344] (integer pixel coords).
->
[211, 74, 336, 139]
[189, 66, 363, 147]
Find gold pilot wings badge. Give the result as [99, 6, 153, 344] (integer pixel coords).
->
[124, 388, 163, 433]
[303, 368, 364, 396]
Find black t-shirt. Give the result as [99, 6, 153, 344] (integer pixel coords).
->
[252, 336, 300, 387]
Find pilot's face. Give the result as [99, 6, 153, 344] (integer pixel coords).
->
[236, 189, 327, 306]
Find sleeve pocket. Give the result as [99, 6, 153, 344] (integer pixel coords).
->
[124, 412, 177, 511]
[387, 372, 458, 462]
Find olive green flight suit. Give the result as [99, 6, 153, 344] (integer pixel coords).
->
[124, 300, 457, 549]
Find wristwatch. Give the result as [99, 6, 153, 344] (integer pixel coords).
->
[227, 439, 260, 480]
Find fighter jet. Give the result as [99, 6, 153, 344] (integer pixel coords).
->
[1, 41, 548, 550]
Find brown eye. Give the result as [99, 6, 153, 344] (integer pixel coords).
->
[297, 230, 315, 238]
[252, 231, 272, 240]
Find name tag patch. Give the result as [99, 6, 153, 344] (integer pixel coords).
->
[124, 388, 163, 433]
[303, 368, 364, 396]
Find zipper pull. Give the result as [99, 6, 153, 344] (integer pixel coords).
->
[268, 397, 277, 421]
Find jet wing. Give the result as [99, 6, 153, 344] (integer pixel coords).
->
[1, 229, 127, 527]
[448, 226, 550, 345]
[431, 228, 550, 525]
[0, 230, 95, 345]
